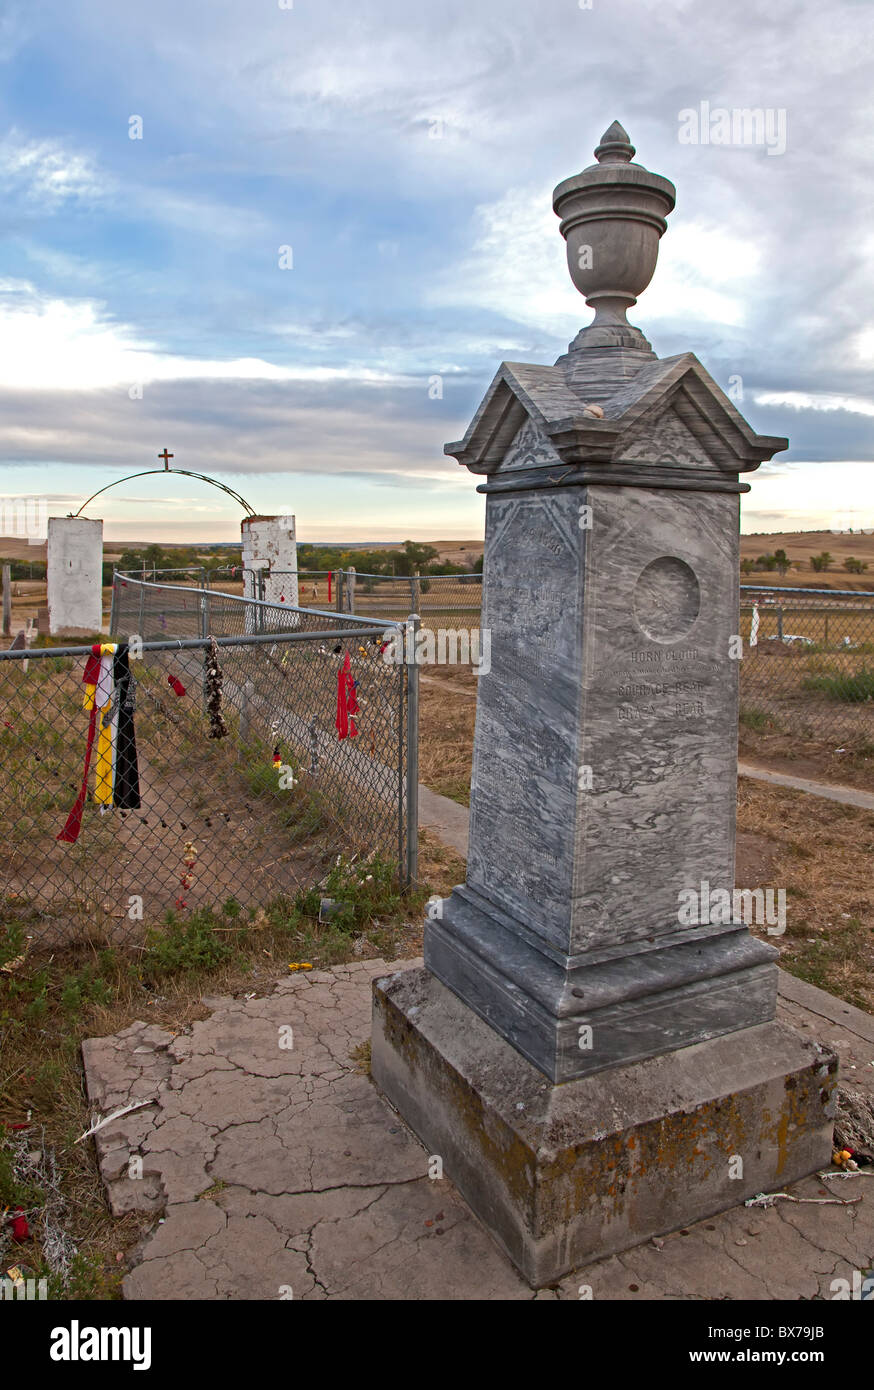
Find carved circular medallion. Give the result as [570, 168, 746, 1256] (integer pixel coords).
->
[633, 557, 700, 643]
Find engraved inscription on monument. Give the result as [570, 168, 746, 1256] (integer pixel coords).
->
[467, 491, 581, 947]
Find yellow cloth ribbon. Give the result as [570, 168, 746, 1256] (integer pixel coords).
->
[93, 645, 117, 805]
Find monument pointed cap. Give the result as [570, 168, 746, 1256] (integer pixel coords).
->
[552, 122, 676, 374]
[593, 120, 636, 163]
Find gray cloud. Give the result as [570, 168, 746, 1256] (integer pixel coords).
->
[2, 0, 872, 506]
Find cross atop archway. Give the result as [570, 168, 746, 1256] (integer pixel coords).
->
[73, 458, 256, 517]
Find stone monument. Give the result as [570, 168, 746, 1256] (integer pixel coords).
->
[372, 122, 837, 1286]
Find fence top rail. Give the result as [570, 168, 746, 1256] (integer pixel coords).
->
[266, 568, 482, 583]
[740, 585, 874, 599]
[0, 626, 401, 662]
[348, 570, 481, 580]
[113, 572, 404, 629]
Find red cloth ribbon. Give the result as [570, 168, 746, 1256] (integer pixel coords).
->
[167, 674, 186, 697]
[336, 652, 359, 740]
[10, 1208, 29, 1242]
[82, 644, 102, 689]
[56, 645, 103, 844]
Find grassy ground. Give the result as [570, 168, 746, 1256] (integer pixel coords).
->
[0, 829, 464, 1299]
[738, 778, 874, 1013]
[419, 673, 477, 806]
[739, 720, 874, 791]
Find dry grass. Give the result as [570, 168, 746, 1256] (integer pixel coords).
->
[418, 676, 476, 806]
[0, 946, 221, 1299]
[739, 724, 874, 792]
[738, 777, 874, 1011]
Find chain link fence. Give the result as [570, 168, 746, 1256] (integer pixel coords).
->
[740, 586, 874, 746]
[271, 569, 483, 621]
[112, 573, 371, 640]
[1, 582, 417, 950]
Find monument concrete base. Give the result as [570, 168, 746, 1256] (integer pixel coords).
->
[372, 967, 837, 1287]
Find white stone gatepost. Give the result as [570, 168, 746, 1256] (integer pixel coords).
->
[46, 516, 104, 635]
[240, 515, 299, 611]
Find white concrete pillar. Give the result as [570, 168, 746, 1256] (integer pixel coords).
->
[240, 516, 299, 609]
[46, 517, 104, 635]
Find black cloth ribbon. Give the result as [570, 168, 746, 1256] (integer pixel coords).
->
[112, 643, 141, 809]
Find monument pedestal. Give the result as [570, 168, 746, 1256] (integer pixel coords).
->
[426, 883, 780, 1082]
[373, 969, 836, 1287]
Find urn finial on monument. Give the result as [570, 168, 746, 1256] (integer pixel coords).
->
[553, 122, 676, 384]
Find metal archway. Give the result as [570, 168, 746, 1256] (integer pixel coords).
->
[72, 453, 256, 518]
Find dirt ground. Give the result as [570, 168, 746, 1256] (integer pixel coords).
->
[738, 776, 874, 1013]
[739, 727, 874, 792]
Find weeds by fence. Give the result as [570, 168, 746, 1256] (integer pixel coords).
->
[740, 587, 874, 746]
[1, 584, 417, 950]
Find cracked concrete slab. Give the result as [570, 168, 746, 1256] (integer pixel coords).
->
[81, 957, 874, 1300]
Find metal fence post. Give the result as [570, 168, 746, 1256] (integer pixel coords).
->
[336, 569, 344, 614]
[109, 570, 118, 635]
[404, 613, 420, 885]
[239, 678, 255, 743]
[2, 563, 11, 637]
[137, 580, 145, 637]
[777, 606, 784, 641]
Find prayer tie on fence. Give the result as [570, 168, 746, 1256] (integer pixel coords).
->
[57, 642, 141, 843]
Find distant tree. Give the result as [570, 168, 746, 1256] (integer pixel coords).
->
[740, 558, 755, 576]
[394, 540, 439, 576]
[773, 548, 789, 575]
[423, 561, 467, 575]
[810, 552, 833, 573]
[844, 557, 869, 574]
[756, 553, 778, 572]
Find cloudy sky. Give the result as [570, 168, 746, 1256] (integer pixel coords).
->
[0, 0, 872, 543]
